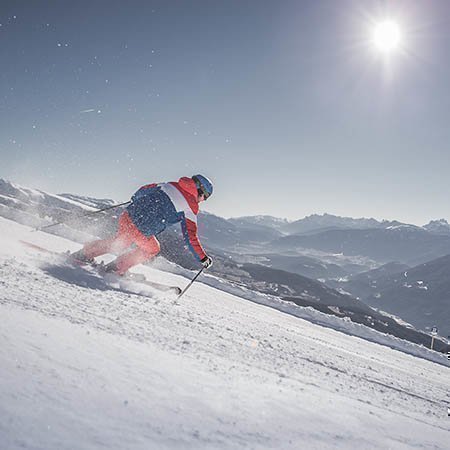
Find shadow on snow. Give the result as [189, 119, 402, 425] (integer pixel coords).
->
[40, 263, 155, 299]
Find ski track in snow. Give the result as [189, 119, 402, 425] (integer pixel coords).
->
[0, 216, 449, 449]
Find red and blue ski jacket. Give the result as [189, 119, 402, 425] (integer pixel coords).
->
[126, 177, 207, 261]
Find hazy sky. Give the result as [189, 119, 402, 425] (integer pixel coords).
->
[2, 0, 450, 224]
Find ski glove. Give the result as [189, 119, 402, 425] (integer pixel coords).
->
[201, 255, 213, 269]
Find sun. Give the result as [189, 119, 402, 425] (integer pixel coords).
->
[372, 20, 401, 52]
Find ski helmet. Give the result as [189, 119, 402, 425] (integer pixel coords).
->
[192, 174, 213, 200]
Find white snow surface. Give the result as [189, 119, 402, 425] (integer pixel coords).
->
[0, 216, 449, 449]
[4, 179, 97, 211]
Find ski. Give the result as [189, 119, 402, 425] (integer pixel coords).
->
[19, 240, 182, 295]
[120, 272, 182, 295]
[20, 240, 65, 257]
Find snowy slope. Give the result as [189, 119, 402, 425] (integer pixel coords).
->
[0, 216, 449, 449]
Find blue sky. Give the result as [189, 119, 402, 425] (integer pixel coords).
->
[1, 0, 450, 224]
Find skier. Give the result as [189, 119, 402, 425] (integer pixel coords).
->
[72, 175, 214, 276]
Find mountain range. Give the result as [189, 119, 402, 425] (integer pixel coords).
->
[1, 178, 449, 346]
[342, 256, 450, 337]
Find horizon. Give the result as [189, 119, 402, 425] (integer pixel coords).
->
[2, 175, 447, 228]
[2, 1, 450, 225]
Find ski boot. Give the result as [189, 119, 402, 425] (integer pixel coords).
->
[98, 260, 124, 276]
[70, 249, 95, 265]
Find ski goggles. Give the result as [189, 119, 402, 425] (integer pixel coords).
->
[198, 185, 211, 200]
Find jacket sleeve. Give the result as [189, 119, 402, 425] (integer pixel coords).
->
[131, 183, 158, 202]
[180, 216, 207, 261]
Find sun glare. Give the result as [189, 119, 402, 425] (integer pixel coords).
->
[372, 20, 401, 52]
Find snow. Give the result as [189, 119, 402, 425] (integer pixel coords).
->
[386, 225, 422, 231]
[44, 192, 98, 211]
[9, 181, 45, 199]
[1, 179, 97, 211]
[0, 216, 449, 449]
[0, 193, 20, 203]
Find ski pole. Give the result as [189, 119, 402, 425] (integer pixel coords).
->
[32, 201, 131, 232]
[178, 267, 204, 299]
